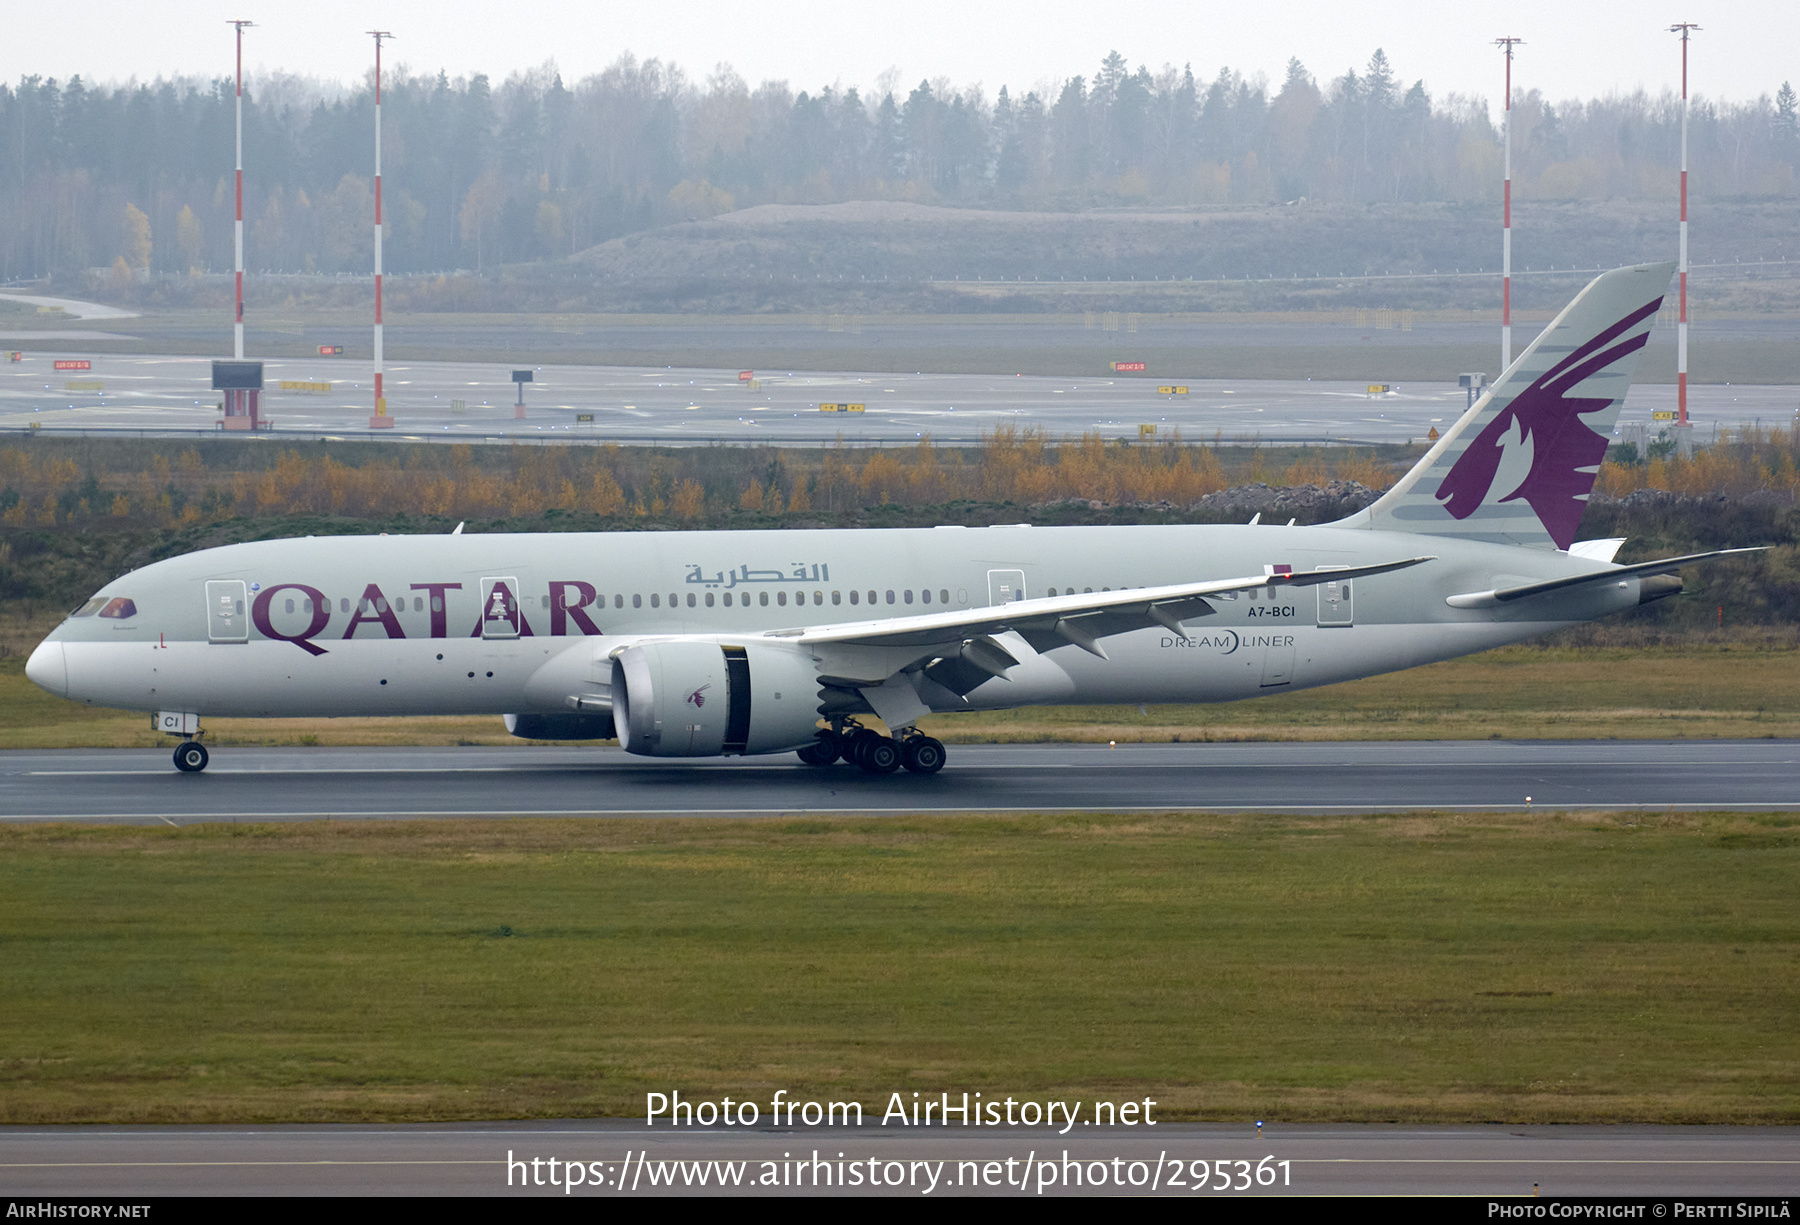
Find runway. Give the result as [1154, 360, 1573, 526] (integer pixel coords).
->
[4, 350, 1793, 446]
[1, 1120, 1794, 1197]
[3, 740, 1796, 823]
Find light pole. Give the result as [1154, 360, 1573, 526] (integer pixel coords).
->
[229, 20, 253, 361]
[1495, 37, 1523, 373]
[369, 30, 395, 429]
[1671, 23, 1700, 448]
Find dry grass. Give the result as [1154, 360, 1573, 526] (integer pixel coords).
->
[924, 639, 1800, 743]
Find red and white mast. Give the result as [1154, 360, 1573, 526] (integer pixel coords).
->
[229, 20, 253, 360]
[1672, 23, 1699, 436]
[1496, 37, 1522, 372]
[369, 31, 393, 427]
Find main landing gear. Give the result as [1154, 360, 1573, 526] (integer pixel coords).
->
[797, 723, 946, 775]
[172, 739, 210, 773]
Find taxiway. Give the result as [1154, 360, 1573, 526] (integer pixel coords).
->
[4, 352, 1792, 445]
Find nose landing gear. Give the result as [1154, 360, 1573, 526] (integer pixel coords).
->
[158, 712, 209, 773]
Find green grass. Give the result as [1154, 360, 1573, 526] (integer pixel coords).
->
[1, 812, 1795, 1124]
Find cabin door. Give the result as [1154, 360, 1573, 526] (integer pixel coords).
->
[1316, 569, 1354, 627]
[987, 569, 1026, 606]
[480, 577, 522, 639]
[205, 580, 248, 643]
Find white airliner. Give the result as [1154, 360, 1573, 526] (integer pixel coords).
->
[27, 262, 1758, 774]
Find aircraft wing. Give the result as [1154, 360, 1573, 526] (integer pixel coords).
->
[1444, 547, 1766, 608]
[770, 556, 1434, 653]
[581, 557, 1432, 728]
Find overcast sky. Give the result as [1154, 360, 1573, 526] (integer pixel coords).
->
[5, 0, 1793, 116]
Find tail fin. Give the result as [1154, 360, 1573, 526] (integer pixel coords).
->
[1337, 262, 1673, 550]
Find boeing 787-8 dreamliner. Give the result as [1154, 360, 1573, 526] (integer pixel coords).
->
[26, 262, 1759, 774]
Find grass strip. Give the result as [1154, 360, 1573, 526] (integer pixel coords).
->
[1, 811, 1794, 1124]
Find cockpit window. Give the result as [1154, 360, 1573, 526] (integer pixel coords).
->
[96, 597, 137, 620]
[70, 597, 107, 617]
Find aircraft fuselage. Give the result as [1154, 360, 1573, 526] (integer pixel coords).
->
[28, 523, 1637, 722]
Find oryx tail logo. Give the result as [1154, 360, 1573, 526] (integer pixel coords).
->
[1435, 296, 1660, 550]
[686, 684, 712, 708]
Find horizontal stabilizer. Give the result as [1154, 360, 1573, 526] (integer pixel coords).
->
[1445, 548, 1767, 608]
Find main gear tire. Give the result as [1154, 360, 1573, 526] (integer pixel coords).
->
[796, 731, 841, 766]
[846, 729, 883, 768]
[857, 736, 901, 774]
[900, 736, 946, 774]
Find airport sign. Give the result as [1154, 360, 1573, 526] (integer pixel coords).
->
[1652, 411, 1676, 421]
[5, 351, 21, 362]
[575, 413, 595, 423]
[1157, 386, 1189, 395]
[738, 370, 754, 381]
[53, 359, 90, 371]
[1111, 361, 1147, 373]
[317, 345, 343, 356]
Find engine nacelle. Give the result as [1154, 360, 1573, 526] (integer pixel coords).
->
[611, 641, 822, 757]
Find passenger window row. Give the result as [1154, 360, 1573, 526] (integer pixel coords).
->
[278, 588, 963, 618]
[610, 588, 953, 611]
[1037, 588, 1271, 602]
[283, 595, 447, 615]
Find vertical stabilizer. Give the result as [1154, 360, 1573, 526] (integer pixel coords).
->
[1337, 262, 1673, 550]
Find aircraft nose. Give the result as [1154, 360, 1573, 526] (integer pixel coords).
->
[25, 640, 67, 697]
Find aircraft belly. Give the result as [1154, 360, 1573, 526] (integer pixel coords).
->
[59, 640, 541, 718]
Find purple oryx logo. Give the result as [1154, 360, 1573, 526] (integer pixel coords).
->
[1435, 296, 1660, 550]
[686, 683, 712, 708]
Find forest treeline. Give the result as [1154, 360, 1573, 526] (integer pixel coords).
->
[1, 430, 1793, 631]
[0, 430, 1370, 526]
[4, 48, 1798, 281]
[1, 425, 1796, 529]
